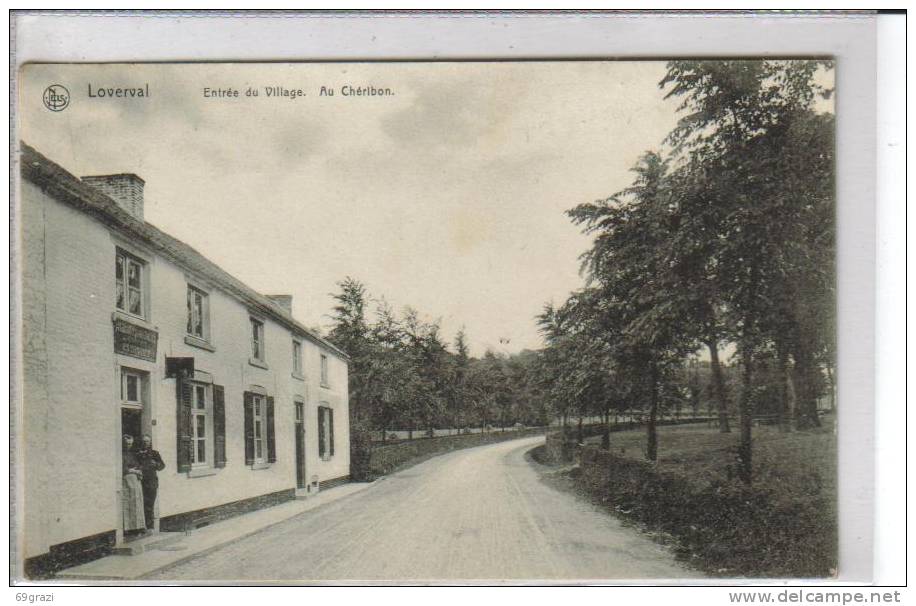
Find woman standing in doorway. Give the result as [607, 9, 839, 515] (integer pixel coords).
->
[121, 434, 146, 536]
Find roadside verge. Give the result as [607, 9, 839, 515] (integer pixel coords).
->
[529, 423, 837, 579]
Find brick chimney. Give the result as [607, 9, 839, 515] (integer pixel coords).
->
[81, 173, 145, 221]
[266, 295, 293, 314]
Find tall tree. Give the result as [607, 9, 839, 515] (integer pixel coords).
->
[661, 59, 835, 480]
[328, 277, 372, 424]
[449, 328, 472, 430]
[569, 152, 695, 462]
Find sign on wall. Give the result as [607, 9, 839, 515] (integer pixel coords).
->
[113, 317, 158, 362]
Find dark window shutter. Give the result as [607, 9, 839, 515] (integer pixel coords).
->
[243, 392, 254, 465]
[266, 396, 276, 463]
[318, 407, 326, 458]
[177, 379, 193, 472]
[329, 407, 335, 457]
[213, 384, 226, 468]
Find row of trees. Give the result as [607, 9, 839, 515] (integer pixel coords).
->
[326, 278, 552, 448]
[541, 60, 836, 484]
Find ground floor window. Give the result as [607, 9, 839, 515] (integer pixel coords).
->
[244, 391, 276, 466]
[252, 394, 265, 461]
[318, 405, 335, 460]
[190, 382, 211, 466]
[177, 377, 226, 472]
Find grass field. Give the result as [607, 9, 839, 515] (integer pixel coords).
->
[591, 415, 837, 500]
[544, 414, 838, 578]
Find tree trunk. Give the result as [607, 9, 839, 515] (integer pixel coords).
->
[737, 345, 755, 485]
[601, 407, 610, 450]
[706, 340, 731, 433]
[777, 346, 792, 433]
[792, 340, 822, 430]
[646, 362, 659, 462]
[786, 368, 797, 422]
[825, 358, 836, 412]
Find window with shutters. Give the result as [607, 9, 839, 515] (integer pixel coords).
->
[115, 249, 147, 319]
[178, 379, 226, 475]
[318, 405, 334, 460]
[186, 285, 210, 342]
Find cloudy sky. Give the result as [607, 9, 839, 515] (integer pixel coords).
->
[20, 61, 684, 355]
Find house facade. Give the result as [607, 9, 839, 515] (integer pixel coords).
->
[18, 144, 350, 577]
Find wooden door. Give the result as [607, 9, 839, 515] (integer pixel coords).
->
[295, 402, 306, 489]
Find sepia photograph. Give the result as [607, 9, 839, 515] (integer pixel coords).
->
[15, 55, 842, 584]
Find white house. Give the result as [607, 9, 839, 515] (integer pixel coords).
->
[17, 143, 350, 578]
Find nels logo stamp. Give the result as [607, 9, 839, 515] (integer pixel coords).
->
[42, 84, 70, 112]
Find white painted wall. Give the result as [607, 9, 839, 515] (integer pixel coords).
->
[20, 180, 350, 558]
[22, 181, 121, 555]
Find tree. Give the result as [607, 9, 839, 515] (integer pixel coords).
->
[327, 278, 375, 475]
[548, 60, 834, 480]
[328, 277, 371, 424]
[569, 152, 696, 462]
[329, 279, 554, 453]
[448, 328, 472, 430]
[660, 59, 835, 481]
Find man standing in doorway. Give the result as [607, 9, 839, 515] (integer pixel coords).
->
[136, 434, 166, 531]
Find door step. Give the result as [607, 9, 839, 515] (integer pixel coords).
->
[112, 531, 183, 556]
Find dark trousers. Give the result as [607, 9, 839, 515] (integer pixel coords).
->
[141, 478, 158, 529]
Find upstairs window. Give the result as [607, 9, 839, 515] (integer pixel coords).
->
[292, 340, 303, 377]
[250, 318, 265, 361]
[115, 249, 145, 318]
[320, 353, 329, 387]
[186, 285, 210, 341]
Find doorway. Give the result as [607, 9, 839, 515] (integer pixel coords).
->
[119, 367, 150, 539]
[121, 408, 142, 443]
[295, 401, 306, 489]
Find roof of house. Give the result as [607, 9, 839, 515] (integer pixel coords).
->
[19, 142, 349, 361]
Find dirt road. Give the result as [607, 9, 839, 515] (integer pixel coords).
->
[148, 436, 699, 582]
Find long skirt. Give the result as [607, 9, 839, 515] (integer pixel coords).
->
[122, 474, 146, 532]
